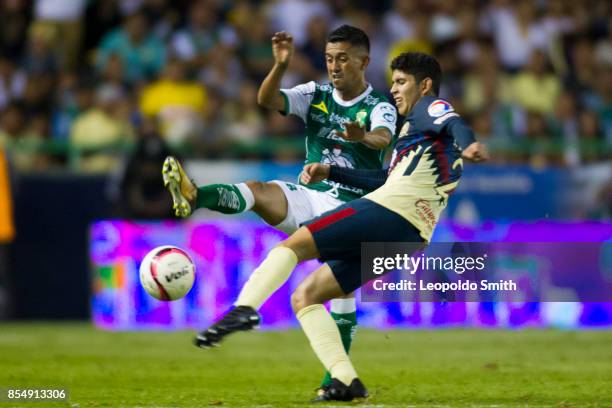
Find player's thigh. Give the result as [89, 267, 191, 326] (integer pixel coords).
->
[291, 262, 346, 312]
[280, 226, 320, 261]
[245, 180, 288, 225]
[266, 181, 320, 234]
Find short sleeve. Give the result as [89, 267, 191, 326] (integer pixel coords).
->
[279, 81, 316, 122]
[369, 102, 397, 135]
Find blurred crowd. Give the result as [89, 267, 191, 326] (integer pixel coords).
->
[0, 0, 610, 173]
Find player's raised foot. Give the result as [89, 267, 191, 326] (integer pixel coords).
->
[193, 306, 260, 349]
[312, 378, 368, 402]
[162, 156, 197, 218]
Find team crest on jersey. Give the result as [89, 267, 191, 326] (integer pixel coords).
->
[321, 145, 356, 168]
[427, 100, 454, 117]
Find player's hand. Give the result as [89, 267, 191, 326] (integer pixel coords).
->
[271, 32, 294, 67]
[300, 163, 331, 184]
[461, 142, 489, 163]
[335, 121, 366, 143]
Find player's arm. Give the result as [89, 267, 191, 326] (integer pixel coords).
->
[257, 32, 294, 112]
[446, 119, 489, 163]
[337, 124, 392, 149]
[301, 163, 387, 191]
[336, 102, 396, 149]
[418, 97, 489, 163]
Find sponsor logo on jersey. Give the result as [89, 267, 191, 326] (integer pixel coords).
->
[427, 100, 454, 117]
[311, 100, 329, 114]
[310, 112, 326, 124]
[414, 199, 437, 229]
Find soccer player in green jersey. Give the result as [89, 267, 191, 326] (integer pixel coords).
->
[163, 25, 397, 393]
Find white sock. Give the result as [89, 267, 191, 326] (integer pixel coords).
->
[235, 183, 255, 211]
[330, 297, 356, 314]
[297, 304, 358, 386]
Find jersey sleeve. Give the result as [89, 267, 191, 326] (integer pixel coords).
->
[328, 166, 388, 192]
[369, 102, 397, 136]
[279, 81, 316, 122]
[413, 96, 476, 149]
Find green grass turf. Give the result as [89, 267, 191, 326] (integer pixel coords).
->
[0, 323, 611, 407]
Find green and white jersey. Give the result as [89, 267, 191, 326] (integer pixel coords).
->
[281, 81, 397, 202]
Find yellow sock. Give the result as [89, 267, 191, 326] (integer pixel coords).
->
[297, 304, 358, 386]
[235, 246, 298, 309]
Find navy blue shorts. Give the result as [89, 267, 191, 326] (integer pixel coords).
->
[303, 198, 425, 294]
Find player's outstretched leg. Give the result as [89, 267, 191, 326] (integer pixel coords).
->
[194, 227, 318, 348]
[163, 157, 291, 225]
[163, 155, 258, 217]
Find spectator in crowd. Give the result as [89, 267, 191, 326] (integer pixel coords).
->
[51, 78, 96, 141]
[268, 0, 332, 48]
[83, 0, 123, 57]
[139, 58, 206, 147]
[115, 116, 174, 219]
[486, 0, 549, 71]
[170, 0, 238, 72]
[224, 81, 265, 147]
[0, 102, 48, 171]
[578, 109, 605, 163]
[70, 84, 134, 173]
[590, 64, 612, 142]
[510, 49, 561, 115]
[0, 55, 27, 110]
[238, 11, 275, 83]
[33, 0, 87, 70]
[96, 10, 166, 85]
[0, 0, 31, 61]
[23, 22, 59, 76]
[386, 13, 433, 80]
[382, 0, 418, 46]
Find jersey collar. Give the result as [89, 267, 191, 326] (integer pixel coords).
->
[332, 83, 373, 107]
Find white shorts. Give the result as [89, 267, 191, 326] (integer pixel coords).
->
[271, 180, 345, 234]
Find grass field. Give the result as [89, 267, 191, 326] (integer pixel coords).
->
[1, 323, 611, 407]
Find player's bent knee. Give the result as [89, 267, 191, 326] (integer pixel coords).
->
[244, 180, 265, 200]
[291, 282, 318, 313]
[277, 228, 318, 261]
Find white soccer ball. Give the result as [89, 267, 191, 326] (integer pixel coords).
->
[139, 246, 195, 301]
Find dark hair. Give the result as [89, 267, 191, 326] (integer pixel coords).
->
[327, 25, 370, 54]
[390, 52, 442, 96]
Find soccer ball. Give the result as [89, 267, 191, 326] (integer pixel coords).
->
[139, 246, 195, 301]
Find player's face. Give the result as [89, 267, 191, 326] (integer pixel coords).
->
[390, 70, 421, 115]
[325, 42, 368, 92]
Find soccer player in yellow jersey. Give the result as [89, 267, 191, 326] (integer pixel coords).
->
[195, 52, 488, 401]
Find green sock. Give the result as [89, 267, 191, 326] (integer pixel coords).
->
[196, 183, 254, 214]
[320, 311, 357, 388]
